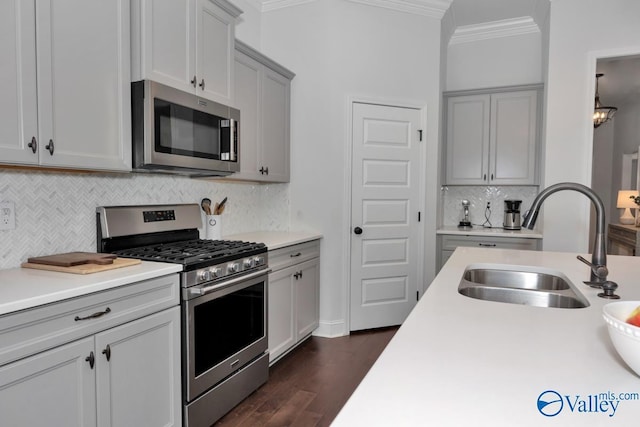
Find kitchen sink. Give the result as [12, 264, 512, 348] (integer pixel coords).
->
[458, 266, 590, 309]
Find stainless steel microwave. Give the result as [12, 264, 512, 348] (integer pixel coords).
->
[131, 80, 240, 176]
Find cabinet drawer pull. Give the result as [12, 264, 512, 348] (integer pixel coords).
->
[290, 252, 302, 258]
[478, 243, 497, 247]
[86, 351, 95, 369]
[102, 345, 111, 361]
[74, 307, 111, 321]
[199, 79, 205, 90]
[28, 136, 37, 153]
[191, 75, 197, 87]
[45, 139, 54, 155]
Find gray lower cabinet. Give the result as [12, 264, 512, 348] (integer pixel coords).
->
[268, 240, 320, 364]
[0, 275, 181, 427]
[437, 234, 541, 271]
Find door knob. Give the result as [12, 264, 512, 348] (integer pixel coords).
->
[354, 227, 363, 235]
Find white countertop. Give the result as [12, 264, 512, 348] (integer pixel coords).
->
[0, 261, 182, 316]
[437, 225, 543, 238]
[333, 247, 640, 426]
[224, 230, 322, 250]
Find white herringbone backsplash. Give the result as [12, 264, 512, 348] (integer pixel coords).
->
[0, 170, 289, 269]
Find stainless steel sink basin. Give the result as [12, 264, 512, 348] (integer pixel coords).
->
[458, 266, 590, 309]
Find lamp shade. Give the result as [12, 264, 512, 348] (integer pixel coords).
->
[617, 190, 639, 208]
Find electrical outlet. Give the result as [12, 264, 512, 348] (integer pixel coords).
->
[0, 201, 16, 230]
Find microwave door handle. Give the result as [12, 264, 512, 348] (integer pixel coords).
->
[230, 118, 237, 162]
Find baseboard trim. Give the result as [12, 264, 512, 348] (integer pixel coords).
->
[313, 319, 348, 338]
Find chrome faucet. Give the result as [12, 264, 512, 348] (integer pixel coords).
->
[522, 182, 608, 287]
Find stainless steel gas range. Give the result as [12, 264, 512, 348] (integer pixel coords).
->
[96, 204, 269, 427]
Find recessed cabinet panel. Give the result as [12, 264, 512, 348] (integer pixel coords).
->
[198, 0, 234, 103]
[362, 160, 409, 186]
[491, 91, 537, 184]
[361, 276, 408, 305]
[362, 200, 408, 226]
[260, 69, 290, 182]
[0, 0, 38, 165]
[0, 338, 96, 427]
[445, 95, 490, 184]
[361, 239, 408, 266]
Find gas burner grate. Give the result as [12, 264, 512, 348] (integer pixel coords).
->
[113, 239, 266, 268]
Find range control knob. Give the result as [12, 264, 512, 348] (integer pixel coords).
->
[254, 256, 264, 266]
[243, 258, 254, 269]
[210, 267, 223, 278]
[228, 263, 239, 273]
[198, 269, 211, 282]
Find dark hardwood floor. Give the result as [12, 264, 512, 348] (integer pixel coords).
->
[215, 326, 399, 427]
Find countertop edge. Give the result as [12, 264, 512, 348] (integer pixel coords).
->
[0, 261, 182, 316]
[437, 227, 543, 239]
[224, 230, 323, 250]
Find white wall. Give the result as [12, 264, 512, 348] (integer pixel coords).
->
[232, 0, 263, 49]
[543, 0, 640, 253]
[260, 0, 442, 336]
[446, 32, 542, 91]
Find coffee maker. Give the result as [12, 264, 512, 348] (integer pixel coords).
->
[503, 200, 522, 230]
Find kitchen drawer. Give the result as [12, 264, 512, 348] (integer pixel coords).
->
[0, 274, 179, 367]
[269, 240, 320, 272]
[440, 235, 540, 251]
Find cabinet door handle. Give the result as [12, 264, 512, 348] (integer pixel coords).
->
[491, 173, 494, 180]
[478, 243, 497, 247]
[259, 166, 269, 175]
[483, 173, 487, 181]
[290, 252, 302, 258]
[28, 136, 37, 153]
[45, 139, 54, 155]
[86, 351, 95, 369]
[102, 345, 111, 361]
[199, 79, 205, 90]
[191, 75, 197, 87]
[74, 307, 111, 321]
[294, 271, 303, 279]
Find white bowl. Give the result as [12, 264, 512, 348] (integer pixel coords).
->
[603, 301, 640, 376]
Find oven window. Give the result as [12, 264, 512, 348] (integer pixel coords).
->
[193, 282, 265, 377]
[154, 98, 222, 159]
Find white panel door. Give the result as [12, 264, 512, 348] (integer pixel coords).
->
[260, 67, 291, 182]
[350, 102, 422, 331]
[0, 0, 38, 165]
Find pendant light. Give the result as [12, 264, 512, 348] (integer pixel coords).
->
[593, 73, 617, 128]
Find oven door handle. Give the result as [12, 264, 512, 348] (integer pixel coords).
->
[188, 268, 271, 297]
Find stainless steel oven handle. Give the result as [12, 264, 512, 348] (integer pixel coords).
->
[188, 268, 271, 297]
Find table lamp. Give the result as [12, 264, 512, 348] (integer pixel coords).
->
[616, 190, 639, 225]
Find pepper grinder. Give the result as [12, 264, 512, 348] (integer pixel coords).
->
[458, 200, 472, 228]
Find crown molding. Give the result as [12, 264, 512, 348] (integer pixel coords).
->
[261, 0, 316, 12]
[346, 0, 451, 18]
[260, 0, 452, 17]
[449, 17, 539, 45]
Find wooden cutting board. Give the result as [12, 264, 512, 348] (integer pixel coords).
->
[22, 257, 142, 274]
[26, 252, 117, 267]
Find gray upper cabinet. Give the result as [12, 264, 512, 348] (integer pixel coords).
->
[131, 0, 242, 105]
[230, 41, 294, 183]
[0, 0, 131, 172]
[444, 86, 541, 186]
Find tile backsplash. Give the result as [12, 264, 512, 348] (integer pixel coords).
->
[441, 186, 539, 228]
[0, 170, 289, 269]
